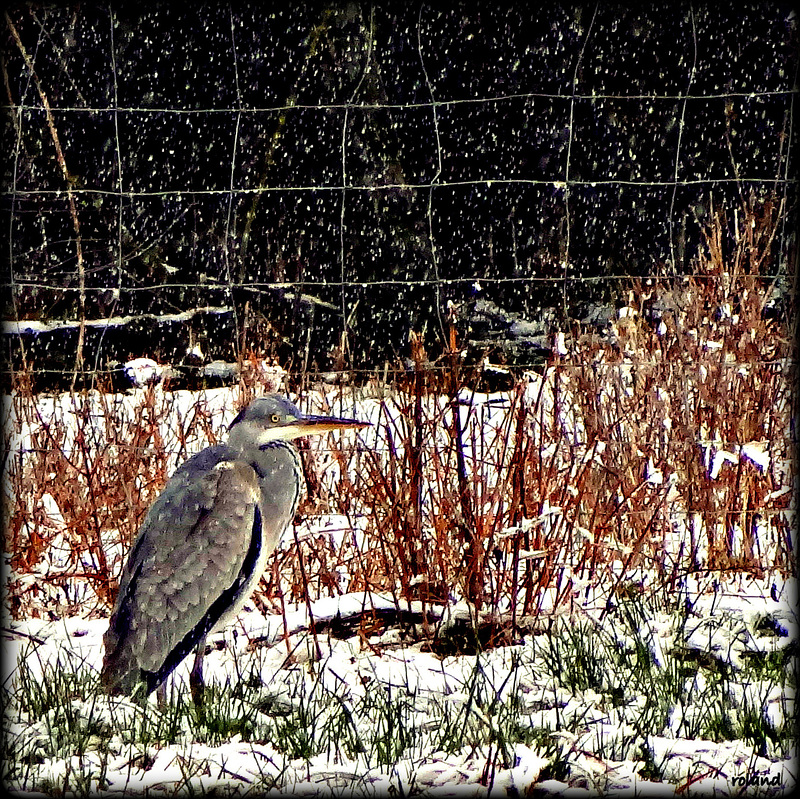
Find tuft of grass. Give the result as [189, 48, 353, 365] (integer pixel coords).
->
[4, 642, 111, 796]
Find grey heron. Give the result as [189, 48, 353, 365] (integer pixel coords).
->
[100, 394, 368, 702]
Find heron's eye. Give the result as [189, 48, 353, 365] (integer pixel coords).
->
[270, 413, 281, 423]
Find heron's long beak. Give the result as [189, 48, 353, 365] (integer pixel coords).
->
[267, 414, 369, 443]
[295, 414, 371, 436]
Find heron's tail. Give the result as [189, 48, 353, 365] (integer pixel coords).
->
[100, 601, 156, 697]
[101, 628, 146, 696]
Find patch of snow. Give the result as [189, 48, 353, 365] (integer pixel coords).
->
[123, 357, 164, 387]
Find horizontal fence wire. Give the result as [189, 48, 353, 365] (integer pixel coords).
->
[7, 86, 798, 112]
[1, 360, 793, 376]
[5, 180, 796, 195]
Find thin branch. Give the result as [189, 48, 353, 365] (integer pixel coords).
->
[6, 11, 86, 381]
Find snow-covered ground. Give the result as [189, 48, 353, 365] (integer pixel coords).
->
[3, 577, 797, 796]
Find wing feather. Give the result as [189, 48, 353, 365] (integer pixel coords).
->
[101, 452, 261, 695]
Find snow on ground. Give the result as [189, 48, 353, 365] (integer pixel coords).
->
[3, 577, 797, 796]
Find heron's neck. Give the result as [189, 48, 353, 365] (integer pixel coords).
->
[249, 440, 304, 526]
[249, 439, 302, 477]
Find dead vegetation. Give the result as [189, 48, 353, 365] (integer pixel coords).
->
[2, 197, 796, 644]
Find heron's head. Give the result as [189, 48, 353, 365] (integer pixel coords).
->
[227, 394, 369, 449]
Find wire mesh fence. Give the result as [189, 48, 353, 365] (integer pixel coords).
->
[2, 4, 797, 387]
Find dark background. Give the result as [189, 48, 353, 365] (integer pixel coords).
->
[2, 2, 797, 384]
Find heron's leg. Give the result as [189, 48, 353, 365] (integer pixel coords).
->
[190, 636, 207, 706]
[156, 680, 167, 708]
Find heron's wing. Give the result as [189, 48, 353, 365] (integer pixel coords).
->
[101, 455, 262, 695]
